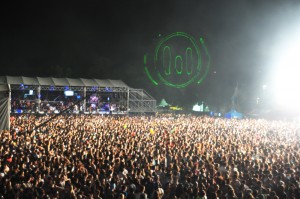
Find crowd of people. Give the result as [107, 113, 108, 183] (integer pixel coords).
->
[0, 114, 300, 199]
[11, 98, 74, 114]
[11, 99, 36, 113]
[11, 98, 127, 114]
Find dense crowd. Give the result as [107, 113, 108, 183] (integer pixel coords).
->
[0, 114, 300, 199]
[11, 98, 77, 114]
[11, 98, 126, 114]
[11, 99, 36, 113]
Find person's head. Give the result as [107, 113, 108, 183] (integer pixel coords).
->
[269, 191, 277, 198]
[257, 194, 265, 199]
[118, 193, 125, 199]
[140, 192, 147, 199]
[152, 190, 161, 199]
[121, 185, 127, 191]
[140, 185, 146, 193]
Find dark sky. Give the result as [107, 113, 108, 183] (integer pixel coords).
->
[1, 0, 300, 112]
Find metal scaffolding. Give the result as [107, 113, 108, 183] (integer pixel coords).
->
[128, 88, 156, 113]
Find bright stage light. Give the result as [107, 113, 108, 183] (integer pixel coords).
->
[270, 26, 300, 111]
[262, 85, 267, 90]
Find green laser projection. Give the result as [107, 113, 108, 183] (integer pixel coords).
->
[144, 32, 210, 88]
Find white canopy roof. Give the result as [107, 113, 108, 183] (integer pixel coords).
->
[0, 76, 128, 88]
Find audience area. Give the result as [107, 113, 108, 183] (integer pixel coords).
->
[0, 114, 300, 198]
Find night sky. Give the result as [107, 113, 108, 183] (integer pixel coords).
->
[1, 0, 300, 112]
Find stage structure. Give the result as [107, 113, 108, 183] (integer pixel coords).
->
[0, 76, 156, 115]
[0, 84, 10, 131]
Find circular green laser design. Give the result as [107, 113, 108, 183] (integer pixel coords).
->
[163, 46, 171, 75]
[185, 47, 193, 75]
[144, 32, 210, 88]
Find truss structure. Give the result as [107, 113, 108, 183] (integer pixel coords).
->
[128, 89, 156, 113]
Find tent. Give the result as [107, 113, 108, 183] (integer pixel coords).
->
[158, 99, 169, 107]
[225, 109, 243, 119]
[192, 103, 204, 112]
[0, 76, 129, 88]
